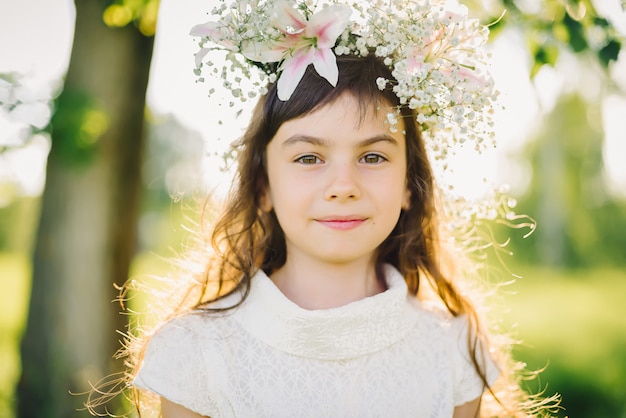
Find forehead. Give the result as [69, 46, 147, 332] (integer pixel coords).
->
[272, 94, 405, 144]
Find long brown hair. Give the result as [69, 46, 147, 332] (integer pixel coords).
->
[111, 54, 558, 417]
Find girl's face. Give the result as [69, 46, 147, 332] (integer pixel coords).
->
[262, 93, 410, 268]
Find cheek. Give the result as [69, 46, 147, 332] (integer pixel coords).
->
[386, 166, 410, 203]
[265, 164, 305, 213]
[269, 174, 311, 209]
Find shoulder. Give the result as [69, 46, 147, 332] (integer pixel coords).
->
[406, 300, 500, 405]
[401, 299, 469, 369]
[133, 301, 244, 416]
[407, 297, 479, 335]
[407, 300, 485, 362]
[406, 298, 456, 336]
[145, 290, 246, 356]
[150, 310, 227, 343]
[136, 309, 233, 380]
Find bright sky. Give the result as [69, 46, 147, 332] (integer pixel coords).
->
[0, 0, 625, 200]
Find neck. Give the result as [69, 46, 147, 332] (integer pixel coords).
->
[269, 255, 386, 310]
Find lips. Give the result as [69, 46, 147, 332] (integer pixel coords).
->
[315, 216, 367, 231]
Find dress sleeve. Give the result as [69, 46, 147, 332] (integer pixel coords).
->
[133, 314, 228, 416]
[451, 315, 501, 406]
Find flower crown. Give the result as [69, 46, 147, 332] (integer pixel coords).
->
[190, 0, 498, 161]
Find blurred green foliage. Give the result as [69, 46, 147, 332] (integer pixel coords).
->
[103, 0, 160, 36]
[479, 0, 623, 76]
[506, 93, 626, 267]
[0, 198, 39, 253]
[46, 88, 109, 167]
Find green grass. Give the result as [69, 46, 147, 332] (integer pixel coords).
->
[1, 251, 625, 417]
[499, 266, 626, 417]
[0, 252, 31, 418]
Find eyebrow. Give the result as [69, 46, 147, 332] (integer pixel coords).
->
[281, 134, 399, 148]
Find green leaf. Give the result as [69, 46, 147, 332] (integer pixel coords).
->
[598, 40, 622, 68]
[563, 13, 589, 52]
[529, 38, 561, 77]
[593, 16, 610, 28]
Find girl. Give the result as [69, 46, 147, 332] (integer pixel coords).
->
[106, 1, 558, 417]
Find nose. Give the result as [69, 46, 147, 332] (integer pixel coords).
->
[324, 161, 360, 201]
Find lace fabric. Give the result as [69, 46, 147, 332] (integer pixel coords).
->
[134, 266, 499, 417]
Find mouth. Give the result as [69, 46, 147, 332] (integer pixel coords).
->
[315, 217, 367, 231]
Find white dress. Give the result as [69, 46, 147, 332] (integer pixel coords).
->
[134, 265, 499, 417]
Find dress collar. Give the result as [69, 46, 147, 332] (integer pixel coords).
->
[233, 265, 419, 360]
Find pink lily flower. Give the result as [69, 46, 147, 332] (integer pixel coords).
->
[247, 1, 351, 101]
[190, 21, 238, 68]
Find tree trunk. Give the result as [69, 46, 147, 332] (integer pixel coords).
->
[18, 1, 154, 416]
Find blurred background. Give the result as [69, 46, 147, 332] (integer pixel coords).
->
[1, 0, 625, 417]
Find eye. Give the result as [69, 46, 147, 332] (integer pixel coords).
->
[360, 153, 387, 164]
[295, 154, 322, 165]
